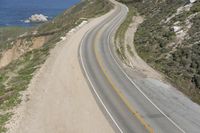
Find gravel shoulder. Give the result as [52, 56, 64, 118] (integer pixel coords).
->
[124, 15, 163, 80]
[6, 8, 115, 133]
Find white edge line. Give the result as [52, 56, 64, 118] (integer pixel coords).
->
[79, 29, 124, 133]
[107, 4, 186, 133]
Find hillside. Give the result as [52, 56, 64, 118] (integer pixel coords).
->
[0, 0, 112, 132]
[117, 0, 200, 103]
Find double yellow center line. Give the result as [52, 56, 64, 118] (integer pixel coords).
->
[92, 31, 154, 133]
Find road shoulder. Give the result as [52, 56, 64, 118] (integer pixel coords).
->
[120, 12, 200, 133]
[6, 8, 116, 133]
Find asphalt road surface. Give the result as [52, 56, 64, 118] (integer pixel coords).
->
[79, 1, 196, 133]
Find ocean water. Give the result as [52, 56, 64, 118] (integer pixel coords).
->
[0, 0, 80, 27]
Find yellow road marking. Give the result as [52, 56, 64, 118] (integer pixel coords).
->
[93, 33, 154, 133]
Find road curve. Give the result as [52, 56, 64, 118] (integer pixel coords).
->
[79, 1, 185, 133]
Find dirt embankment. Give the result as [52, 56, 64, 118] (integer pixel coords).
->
[0, 36, 47, 68]
[123, 15, 163, 80]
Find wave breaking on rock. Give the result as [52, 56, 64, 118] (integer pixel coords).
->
[25, 14, 48, 23]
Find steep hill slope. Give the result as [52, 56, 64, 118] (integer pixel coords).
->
[117, 0, 200, 103]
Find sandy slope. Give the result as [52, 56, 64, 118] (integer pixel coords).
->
[124, 16, 163, 80]
[6, 8, 116, 133]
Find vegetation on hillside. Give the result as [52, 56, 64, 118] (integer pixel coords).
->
[117, 0, 200, 103]
[0, 0, 113, 132]
[0, 27, 32, 53]
[115, 5, 136, 62]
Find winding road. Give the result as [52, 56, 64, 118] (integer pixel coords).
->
[79, 1, 200, 133]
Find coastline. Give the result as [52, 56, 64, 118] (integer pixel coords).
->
[0, 0, 80, 27]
